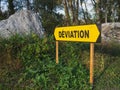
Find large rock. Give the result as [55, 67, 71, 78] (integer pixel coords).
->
[102, 22, 120, 43]
[0, 10, 44, 38]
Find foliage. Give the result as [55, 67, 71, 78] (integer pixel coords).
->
[0, 34, 120, 89]
[0, 11, 8, 20]
[1, 0, 120, 23]
[91, 0, 120, 22]
[41, 12, 63, 35]
[0, 34, 91, 89]
[93, 57, 120, 90]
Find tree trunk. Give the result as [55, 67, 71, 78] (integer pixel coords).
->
[118, 0, 120, 21]
[80, 0, 87, 24]
[75, 0, 79, 25]
[0, 0, 1, 12]
[105, 6, 107, 23]
[96, 0, 102, 24]
[68, 0, 74, 23]
[8, 0, 15, 15]
[26, 0, 30, 10]
[63, 0, 70, 25]
[84, 0, 89, 23]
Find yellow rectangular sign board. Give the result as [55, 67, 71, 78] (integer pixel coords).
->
[54, 24, 100, 42]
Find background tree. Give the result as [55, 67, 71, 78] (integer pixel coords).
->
[0, 0, 8, 20]
[59, 0, 79, 25]
[63, 0, 70, 25]
[8, 0, 15, 15]
[116, 0, 120, 21]
[1, 0, 120, 33]
[80, 0, 87, 24]
[0, 0, 1, 12]
[32, 0, 63, 35]
[0, 0, 2, 14]
[26, 0, 30, 10]
[0, 0, 2, 20]
[91, 0, 120, 23]
[58, 0, 93, 25]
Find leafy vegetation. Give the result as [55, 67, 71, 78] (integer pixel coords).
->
[0, 0, 120, 89]
[0, 34, 91, 89]
[0, 34, 120, 89]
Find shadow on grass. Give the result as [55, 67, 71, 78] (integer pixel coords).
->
[93, 58, 120, 90]
[93, 42, 120, 90]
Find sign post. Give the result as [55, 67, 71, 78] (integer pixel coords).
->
[54, 24, 100, 85]
[90, 43, 94, 85]
[56, 41, 59, 64]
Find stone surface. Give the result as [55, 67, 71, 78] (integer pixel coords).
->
[102, 22, 120, 43]
[0, 10, 44, 38]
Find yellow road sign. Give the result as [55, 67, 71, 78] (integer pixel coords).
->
[54, 24, 100, 42]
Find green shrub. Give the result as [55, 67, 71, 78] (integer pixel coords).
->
[0, 34, 91, 89]
[17, 34, 91, 89]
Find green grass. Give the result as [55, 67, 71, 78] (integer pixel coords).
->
[94, 57, 120, 90]
[0, 34, 120, 89]
[93, 43, 120, 90]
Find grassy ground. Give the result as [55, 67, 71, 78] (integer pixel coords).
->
[93, 43, 120, 90]
[94, 57, 120, 90]
[94, 43, 120, 90]
[0, 35, 120, 89]
[79, 42, 120, 90]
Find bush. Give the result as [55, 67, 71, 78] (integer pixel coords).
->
[0, 34, 91, 89]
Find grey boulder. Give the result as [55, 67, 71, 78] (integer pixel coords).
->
[102, 22, 120, 43]
[0, 10, 44, 38]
